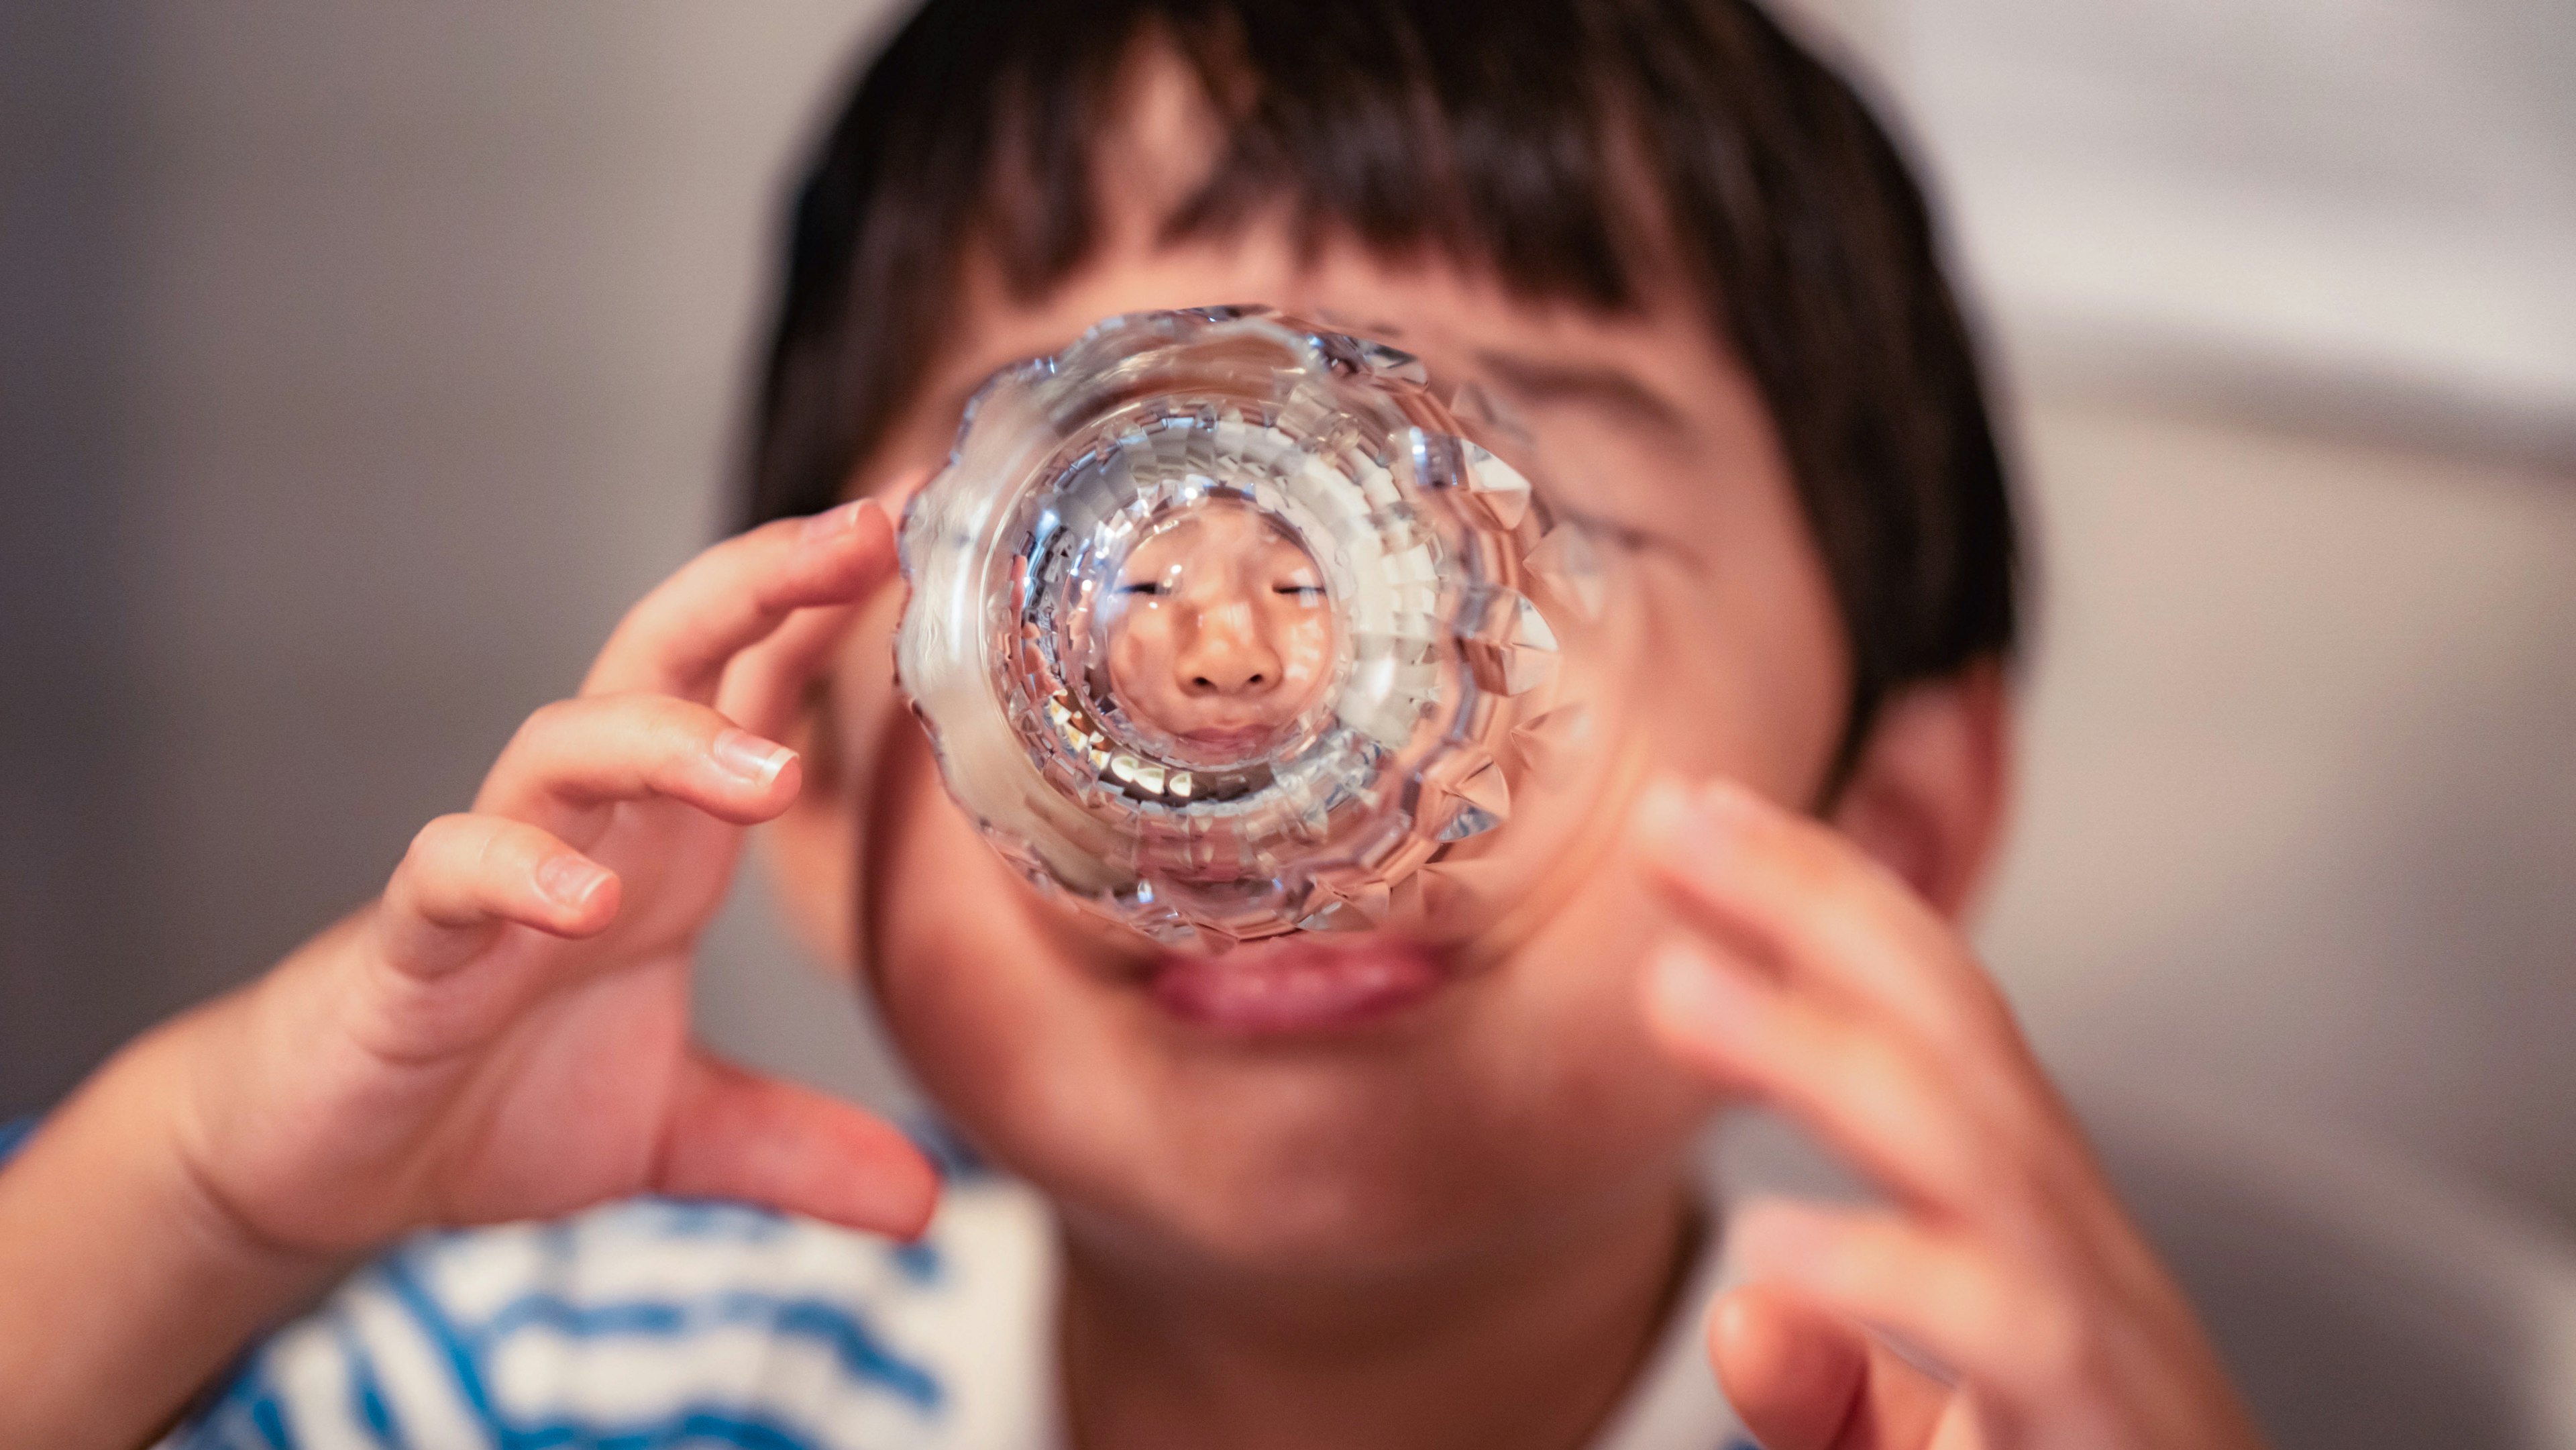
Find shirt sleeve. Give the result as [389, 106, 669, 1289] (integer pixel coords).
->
[168, 1256, 470, 1450]
[165, 1197, 963, 1450]
[0, 1115, 38, 1168]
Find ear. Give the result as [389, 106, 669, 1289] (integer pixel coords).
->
[1824, 662, 2013, 920]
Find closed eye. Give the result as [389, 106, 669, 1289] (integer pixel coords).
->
[1272, 584, 1323, 600]
[1120, 580, 1165, 596]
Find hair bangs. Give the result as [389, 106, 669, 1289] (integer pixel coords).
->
[958, 4, 1673, 321]
[1152, 5, 1656, 315]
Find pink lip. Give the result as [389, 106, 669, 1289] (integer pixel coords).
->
[1179, 724, 1277, 752]
[1144, 937, 1450, 1035]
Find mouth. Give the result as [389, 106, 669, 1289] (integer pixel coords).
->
[1177, 723, 1280, 753]
[1142, 935, 1452, 1035]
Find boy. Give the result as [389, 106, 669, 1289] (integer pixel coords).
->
[0, 1, 2267, 1447]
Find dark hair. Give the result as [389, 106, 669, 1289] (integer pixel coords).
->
[745, 0, 2017, 773]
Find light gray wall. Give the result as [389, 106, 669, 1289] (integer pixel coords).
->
[3, 0, 2571, 1276]
[0, 1, 913, 1112]
[1986, 401, 2576, 1231]
[1794, 0, 2576, 453]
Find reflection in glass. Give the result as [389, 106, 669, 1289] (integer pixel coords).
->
[1102, 500, 1337, 766]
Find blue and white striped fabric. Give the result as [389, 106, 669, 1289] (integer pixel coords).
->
[0, 1115, 1752, 1449]
[174, 1178, 1062, 1450]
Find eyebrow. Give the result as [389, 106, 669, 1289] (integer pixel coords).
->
[1469, 350, 1690, 438]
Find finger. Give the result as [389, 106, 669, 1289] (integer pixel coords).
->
[474, 694, 800, 837]
[1711, 1283, 1955, 1450]
[1644, 941, 1997, 1221]
[1636, 778, 2083, 1221]
[655, 1051, 941, 1239]
[1730, 1199, 2083, 1412]
[1633, 778, 2015, 1060]
[714, 471, 927, 738]
[1711, 1282, 1868, 1450]
[582, 497, 897, 705]
[377, 813, 620, 977]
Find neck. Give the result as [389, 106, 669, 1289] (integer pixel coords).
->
[1056, 1178, 1702, 1450]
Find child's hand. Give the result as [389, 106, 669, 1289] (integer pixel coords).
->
[175, 498, 935, 1253]
[0, 500, 934, 1445]
[1635, 779, 2268, 1450]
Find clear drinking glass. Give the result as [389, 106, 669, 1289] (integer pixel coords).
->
[897, 306, 1644, 951]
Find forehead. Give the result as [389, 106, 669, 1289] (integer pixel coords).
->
[943, 240, 1724, 410]
[881, 234, 1786, 559]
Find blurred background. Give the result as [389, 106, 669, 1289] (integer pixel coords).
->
[3, 2, 2571, 1443]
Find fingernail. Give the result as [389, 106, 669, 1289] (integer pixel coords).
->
[800, 498, 872, 545]
[712, 727, 796, 787]
[1648, 941, 1762, 1035]
[538, 853, 612, 911]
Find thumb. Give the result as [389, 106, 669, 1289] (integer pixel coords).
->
[1713, 1282, 1869, 1450]
[653, 1050, 940, 1238]
[1711, 1283, 1958, 1450]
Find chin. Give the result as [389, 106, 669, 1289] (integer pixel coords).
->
[1054, 1080, 1548, 1281]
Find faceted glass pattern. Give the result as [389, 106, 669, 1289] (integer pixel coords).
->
[896, 307, 1640, 951]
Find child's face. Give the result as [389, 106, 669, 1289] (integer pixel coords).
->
[1102, 501, 1337, 756]
[791, 206, 1858, 1274]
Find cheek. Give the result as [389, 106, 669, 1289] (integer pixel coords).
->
[863, 730, 1127, 1142]
[1571, 466, 1847, 802]
[1107, 610, 1170, 696]
[1633, 553, 1846, 799]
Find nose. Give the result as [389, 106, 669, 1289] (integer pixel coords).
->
[1175, 597, 1283, 699]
